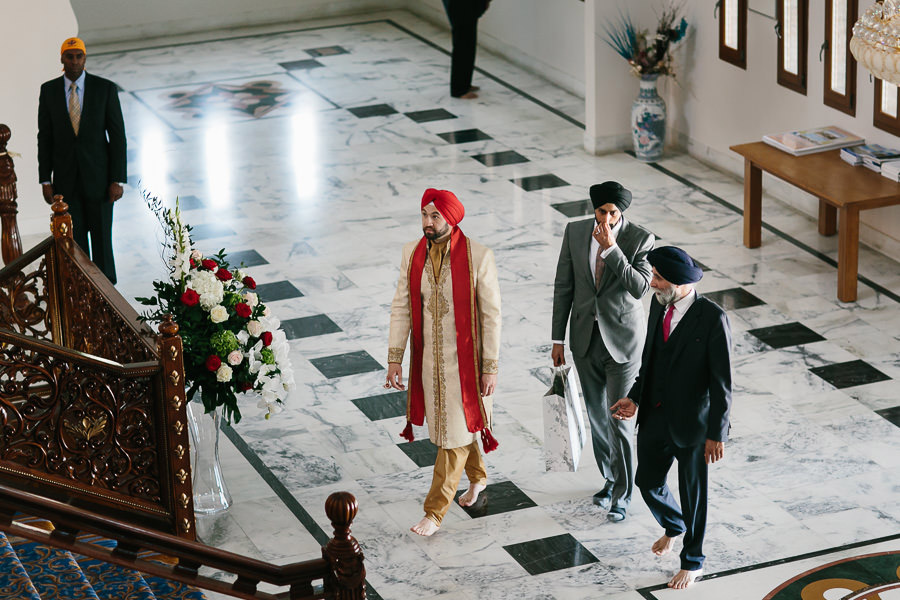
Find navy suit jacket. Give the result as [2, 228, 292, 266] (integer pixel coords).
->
[37, 72, 127, 202]
[628, 294, 733, 447]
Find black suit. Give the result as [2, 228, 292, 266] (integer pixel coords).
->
[628, 293, 732, 571]
[442, 0, 489, 97]
[38, 72, 127, 284]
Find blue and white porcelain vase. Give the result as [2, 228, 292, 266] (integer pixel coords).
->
[631, 74, 667, 162]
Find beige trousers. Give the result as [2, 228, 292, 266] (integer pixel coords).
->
[423, 441, 487, 526]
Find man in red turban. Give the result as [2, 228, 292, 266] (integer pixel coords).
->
[386, 188, 502, 536]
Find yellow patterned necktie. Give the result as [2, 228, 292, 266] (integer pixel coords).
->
[68, 82, 81, 136]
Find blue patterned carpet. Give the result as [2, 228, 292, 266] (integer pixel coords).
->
[0, 530, 206, 600]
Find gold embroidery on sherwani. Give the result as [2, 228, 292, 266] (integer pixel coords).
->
[388, 347, 405, 363]
[482, 359, 498, 374]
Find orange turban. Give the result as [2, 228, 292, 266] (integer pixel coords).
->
[61, 37, 87, 55]
[421, 188, 464, 227]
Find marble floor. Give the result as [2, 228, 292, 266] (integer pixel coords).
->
[78, 9, 900, 599]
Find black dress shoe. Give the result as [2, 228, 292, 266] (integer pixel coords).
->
[607, 507, 626, 522]
[592, 481, 614, 509]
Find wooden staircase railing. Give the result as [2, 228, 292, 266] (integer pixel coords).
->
[0, 483, 367, 599]
[0, 124, 23, 265]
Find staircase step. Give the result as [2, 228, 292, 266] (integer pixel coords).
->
[0, 532, 41, 600]
[11, 538, 101, 600]
[74, 536, 157, 600]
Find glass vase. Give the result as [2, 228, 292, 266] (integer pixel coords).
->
[631, 74, 667, 162]
[187, 399, 232, 515]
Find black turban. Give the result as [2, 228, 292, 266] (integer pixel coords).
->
[589, 181, 632, 212]
[648, 246, 703, 285]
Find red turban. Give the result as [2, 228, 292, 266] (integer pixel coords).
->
[421, 188, 465, 227]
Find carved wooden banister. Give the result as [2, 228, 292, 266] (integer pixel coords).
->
[0, 484, 367, 600]
[0, 124, 23, 265]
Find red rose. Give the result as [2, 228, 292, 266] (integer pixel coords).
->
[189, 258, 197, 269]
[201, 259, 217, 270]
[261, 331, 273, 346]
[240, 381, 253, 392]
[242, 276, 256, 289]
[235, 302, 252, 318]
[180, 288, 200, 306]
[216, 268, 233, 281]
[206, 355, 222, 371]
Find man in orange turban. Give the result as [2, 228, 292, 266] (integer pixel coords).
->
[386, 188, 502, 536]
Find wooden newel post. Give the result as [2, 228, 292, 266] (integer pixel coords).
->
[50, 196, 73, 240]
[322, 492, 366, 599]
[158, 315, 196, 541]
[0, 124, 23, 265]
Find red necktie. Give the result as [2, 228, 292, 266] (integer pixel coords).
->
[663, 304, 675, 342]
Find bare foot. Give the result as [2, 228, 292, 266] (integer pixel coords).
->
[668, 569, 702, 589]
[651, 535, 676, 556]
[458, 91, 478, 99]
[458, 483, 486, 507]
[410, 516, 440, 536]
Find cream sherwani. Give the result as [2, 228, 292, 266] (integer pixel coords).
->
[388, 236, 501, 449]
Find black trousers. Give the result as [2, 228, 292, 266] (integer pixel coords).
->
[67, 174, 117, 284]
[443, 0, 488, 97]
[636, 408, 708, 571]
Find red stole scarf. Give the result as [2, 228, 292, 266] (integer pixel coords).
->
[399, 227, 498, 453]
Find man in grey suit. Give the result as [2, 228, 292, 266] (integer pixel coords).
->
[551, 181, 654, 522]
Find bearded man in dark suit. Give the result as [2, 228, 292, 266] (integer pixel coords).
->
[611, 246, 732, 590]
[38, 37, 126, 284]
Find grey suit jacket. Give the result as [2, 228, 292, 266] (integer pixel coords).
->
[552, 216, 654, 364]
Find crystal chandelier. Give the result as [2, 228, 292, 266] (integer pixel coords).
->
[851, 0, 900, 84]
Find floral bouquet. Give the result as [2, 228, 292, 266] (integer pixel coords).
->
[603, 1, 688, 78]
[136, 195, 294, 423]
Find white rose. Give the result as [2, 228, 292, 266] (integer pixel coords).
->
[209, 305, 228, 323]
[247, 320, 263, 337]
[227, 350, 243, 365]
[263, 306, 271, 317]
[191, 249, 203, 260]
[216, 364, 233, 382]
[243, 292, 258, 308]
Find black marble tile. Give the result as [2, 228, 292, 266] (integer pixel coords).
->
[225, 249, 269, 268]
[810, 360, 892, 389]
[748, 322, 826, 349]
[190, 223, 237, 240]
[503, 533, 599, 576]
[255, 280, 303, 302]
[347, 104, 398, 118]
[398, 439, 438, 468]
[471, 150, 529, 167]
[305, 45, 348, 57]
[405, 108, 457, 123]
[876, 406, 900, 428]
[352, 391, 407, 421]
[281, 315, 342, 340]
[454, 480, 537, 519]
[551, 199, 593, 218]
[310, 351, 382, 379]
[437, 129, 493, 144]
[176, 195, 205, 211]
[702, 287, 766, 310]
[510, 174, 569, 192]
[279, 59, 325, 71]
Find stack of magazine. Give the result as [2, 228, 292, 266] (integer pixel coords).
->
[762, 126, 864, 156]
[883, 161, 900, 182]
[840, 144, 900, 173]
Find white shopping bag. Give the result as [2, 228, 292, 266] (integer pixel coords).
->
[542, 365, 587, 472]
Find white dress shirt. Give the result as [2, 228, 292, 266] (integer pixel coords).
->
[665, 287, 697, 335]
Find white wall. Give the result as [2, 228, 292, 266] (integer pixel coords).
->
[72, 0, 399, 45]
[671, 0, 900, 253]
[3, 0, 79, 240]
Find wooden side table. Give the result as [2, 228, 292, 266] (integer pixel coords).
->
[730, 142, 900, 302]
